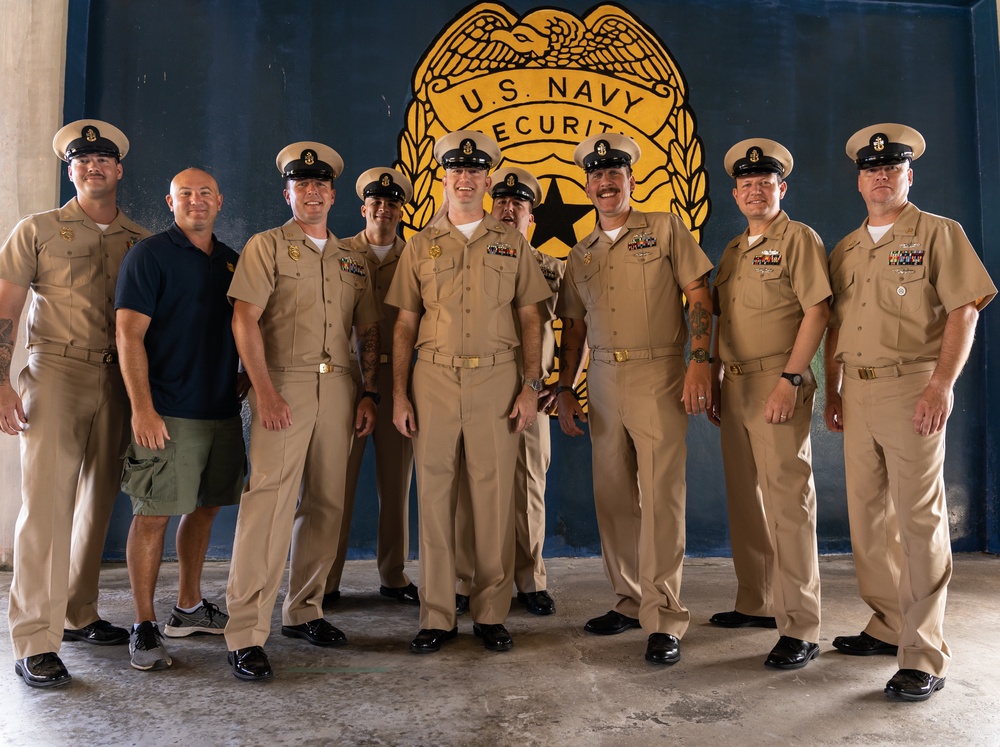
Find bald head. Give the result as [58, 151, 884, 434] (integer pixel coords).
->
[167, 168, 222, 237]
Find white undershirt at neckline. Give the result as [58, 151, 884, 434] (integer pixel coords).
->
[867, 223, 893, 243]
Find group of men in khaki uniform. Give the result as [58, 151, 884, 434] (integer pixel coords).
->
[1, 117, 991, 703]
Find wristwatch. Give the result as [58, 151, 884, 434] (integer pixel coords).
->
[524, 378, 544, 392]
[361, 390, 381, 405]
[689, 348, 712, 364]
[780, 372, 803, 386]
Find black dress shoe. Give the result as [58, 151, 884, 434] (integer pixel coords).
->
[62, 619, 129, 645]
[884, 669, 946, 701]
[584, 610, 641, 635]
[322, 590, 341, 606]
[832, 631, 898, 656]
[473, 623, 513, 651]
[764, 636, 820, 670]
[280, 618, 347, 647]
[410, 627, 458, 654]
[708, 610, 778, 629]
[228, 646, 273, 681]
[455, 594, 470, 615]
[645, 633, 681, 665]
[14, 652, 71, 689]
[517, 590, 555, 616]
[380, 583, 420, 605]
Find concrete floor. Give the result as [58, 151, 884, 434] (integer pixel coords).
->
[1, 554, 998, 747]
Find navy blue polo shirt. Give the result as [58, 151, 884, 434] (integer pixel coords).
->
[115, 223, 241, 419]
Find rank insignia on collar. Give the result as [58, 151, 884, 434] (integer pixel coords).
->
[288, 245, 301, 261]
[429, 245, 442, 259]
[340, 256, 366, 277]
[582, 251, 593, 266]
[628, 232, 656, 252]
[60, 227, 74, 242]
[487, 243, 516, 258]
[888, 250, 924, 266]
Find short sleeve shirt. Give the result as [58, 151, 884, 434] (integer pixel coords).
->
[227, 219, 381, 370]
[0, 197, 149, 350]
[713, 211, 831, 363]
[556, 209, 713, 350]
[345, 231, 405, 358]
[385, 213, 551, 356]
[115, 223, 241, 419]
[829, 202, 996, 366]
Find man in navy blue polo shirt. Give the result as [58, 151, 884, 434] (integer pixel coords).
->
[115, 168, 246, 672]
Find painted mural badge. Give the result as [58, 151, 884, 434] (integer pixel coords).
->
[395, 2, 710, 255]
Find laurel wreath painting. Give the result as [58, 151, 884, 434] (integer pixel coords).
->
[395, 2, 711, 411]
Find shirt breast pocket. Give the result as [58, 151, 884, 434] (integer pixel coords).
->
[275, 258, 318, 309]
[574, 259, 604, 307]
[420, 256, 457, 301]
[339, 269, 367, 314]
[37, 242, 92, 288]
[483, 255, 516, 303]
[880, 265, 925, 312]
[625, 246, 664, 290]
[741, 264, 785, 309]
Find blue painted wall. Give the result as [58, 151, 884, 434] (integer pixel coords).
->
[61, 0, 998, 559]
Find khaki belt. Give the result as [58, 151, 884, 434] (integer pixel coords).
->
[844, 360, 938, 380]
[591, 345, 681, 363]
[272, 363, 351, 374]
[723, 353, 789, 377]
[30, 343, 118, 365]
[416, 349, 516, 369]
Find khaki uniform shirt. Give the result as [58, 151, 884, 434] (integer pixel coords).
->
[714, 211, 831, 363]
[228, 219, 380, 369]
[385, 213, 551, 355]
[556, 209, 713, 349]
[0, 198, 149, 351]
[829, 202, 996, 366]
[531, 248, 565, 378]
[346, 231, 404, 361]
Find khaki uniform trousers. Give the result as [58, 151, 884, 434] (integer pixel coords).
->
[455, 415, 550, 596]
[9, 353, 129, 659]
[841, 368, 952, 677]
[225, 370, 354, 650]
[327, 361, 414, 592]
[588, 355, 691, 637]
[719, 366, 821, 641]
[412, 357, 518, 631]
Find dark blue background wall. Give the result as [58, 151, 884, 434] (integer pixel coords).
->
[62, 0, 999, 560]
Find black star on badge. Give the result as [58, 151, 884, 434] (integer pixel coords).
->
[530, 178, 594, 253]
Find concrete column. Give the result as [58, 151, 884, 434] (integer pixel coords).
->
[0, 0, 69, 569]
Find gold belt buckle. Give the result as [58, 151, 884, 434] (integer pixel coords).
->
[319, 363, 332, 374]
[728, 363, 743, 375]
[860, 367, 877, 380]
[379, 354, 389, 364]
[102, 352, 117, 365]
[458, 356, 479, 369]
[613, 349, 629, 363]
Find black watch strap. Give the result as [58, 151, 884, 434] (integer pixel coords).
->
[362, 390, 381, 405]
[780, 372, 803, 386]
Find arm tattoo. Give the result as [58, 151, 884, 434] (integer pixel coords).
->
[359, 325, 380, 392]
[689, 301, 710, 341]
[0, 318, 14, 383]
[691, 274, 710, 290]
